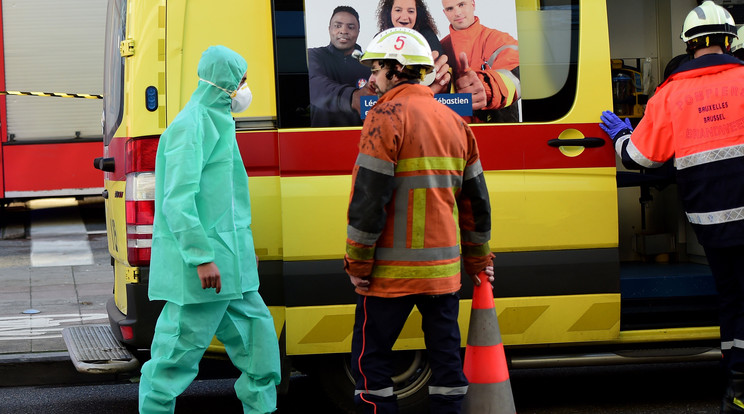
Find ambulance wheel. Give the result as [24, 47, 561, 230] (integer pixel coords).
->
[315, 350, 431, 414]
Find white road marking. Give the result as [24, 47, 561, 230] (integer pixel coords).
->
[29, 198, 94, 267]
[0, 313, 108, 340]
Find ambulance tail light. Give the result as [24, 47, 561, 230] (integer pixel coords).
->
[124, 136, 159, 267]
[126, 172, 155, 267]
[125, 137, 158, 174]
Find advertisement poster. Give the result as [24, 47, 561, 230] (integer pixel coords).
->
[305, 0, 520, 127]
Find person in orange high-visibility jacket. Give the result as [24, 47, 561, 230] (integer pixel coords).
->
[440, 0, 520, 123]
[345, 28, 494, 414]
[600, 3, 744, 412]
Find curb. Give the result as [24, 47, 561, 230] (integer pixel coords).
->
[0, 352, 134, 387]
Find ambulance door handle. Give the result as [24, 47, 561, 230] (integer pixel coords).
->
[102, 190, 109, 199]
[94, 156, 115, 172]
[547, 138, 605, 148]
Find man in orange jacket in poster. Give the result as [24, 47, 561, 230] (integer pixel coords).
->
[440, 0, 520, 123]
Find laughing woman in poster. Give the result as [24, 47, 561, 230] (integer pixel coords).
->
[376, 0, 451, 93]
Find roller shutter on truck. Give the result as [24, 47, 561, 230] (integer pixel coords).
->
[0, 0, 105, 198]
[3, 0, 104, 141]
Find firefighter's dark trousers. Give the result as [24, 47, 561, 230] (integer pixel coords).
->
[705, 244, 744, 375]
[351, 293, 468, 414]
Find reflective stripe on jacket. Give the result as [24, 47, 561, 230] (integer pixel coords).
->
[616, 53, 744, 247]
[345, 82, 493, 298]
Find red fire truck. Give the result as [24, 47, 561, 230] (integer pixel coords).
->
[0, 0, 105, 202]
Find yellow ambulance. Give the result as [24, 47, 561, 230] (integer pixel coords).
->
[64, 0, 719, 411]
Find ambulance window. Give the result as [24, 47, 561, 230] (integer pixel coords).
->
[273, 0, 579, 127]
[275, 1, 310, 128]
[102, 0, 126, 146]
[518, 0, 578, 122]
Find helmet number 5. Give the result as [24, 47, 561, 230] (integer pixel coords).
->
[394, 36, 405, 50]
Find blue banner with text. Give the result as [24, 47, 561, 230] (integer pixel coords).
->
[361, 93, 473, 119]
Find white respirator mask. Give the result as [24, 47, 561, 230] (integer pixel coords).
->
[229, 83, 253, 113]
[200, 78, 253, 113]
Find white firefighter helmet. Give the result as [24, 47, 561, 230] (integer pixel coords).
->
[731, 25, 744, 54]
[681, 0, 737, 43]
[359, 28, 435, 83]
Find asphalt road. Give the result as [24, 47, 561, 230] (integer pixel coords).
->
[0, 361, 724, 413]
[0, 374, 341, 414]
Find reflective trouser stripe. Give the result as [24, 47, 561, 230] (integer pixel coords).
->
[721, 339, 744, 350]
[687, 206, 744, 225]
[355, 387, 394, 397]
[429, 385, 468, 396]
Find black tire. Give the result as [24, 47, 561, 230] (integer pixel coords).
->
[312, 351, 432, 414]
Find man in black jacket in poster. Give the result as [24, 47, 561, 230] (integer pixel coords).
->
[308, 6, 375, 127]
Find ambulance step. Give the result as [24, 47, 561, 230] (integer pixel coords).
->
[62, 324, 139, 374]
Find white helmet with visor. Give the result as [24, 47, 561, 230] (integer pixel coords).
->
[680, 0, 737, 43]
[359, 28, 435, 83]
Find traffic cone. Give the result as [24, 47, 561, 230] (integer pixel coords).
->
[462, 272, 516, 414]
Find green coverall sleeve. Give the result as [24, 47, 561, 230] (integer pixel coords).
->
[160, 118, 215, 267]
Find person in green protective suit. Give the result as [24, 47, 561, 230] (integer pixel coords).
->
[138, 45, 281, 414]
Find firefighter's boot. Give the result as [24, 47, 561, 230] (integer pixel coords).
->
[722, 371, 744, 413]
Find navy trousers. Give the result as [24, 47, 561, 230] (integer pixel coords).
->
[350, 293, 468, 414]
[705, 244, 744, 375]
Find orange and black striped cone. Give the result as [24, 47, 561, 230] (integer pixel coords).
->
[462, 273, 516, 414]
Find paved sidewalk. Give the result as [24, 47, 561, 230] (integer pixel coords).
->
[0, 198, 111, 356]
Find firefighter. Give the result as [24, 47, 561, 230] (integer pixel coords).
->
[138, 45, 280, 414]
[344, 27, 495, 414]
[599, 2, 744, 412]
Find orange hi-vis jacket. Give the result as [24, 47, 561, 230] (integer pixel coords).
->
[615, 54, 744, 247]
[441, 17, 520, 121]
[344, 82, 493, 298]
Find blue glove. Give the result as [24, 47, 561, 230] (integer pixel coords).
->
[599, 110, 633, 141]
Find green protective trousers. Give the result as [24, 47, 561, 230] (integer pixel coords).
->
[138, 291, 281, 413]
